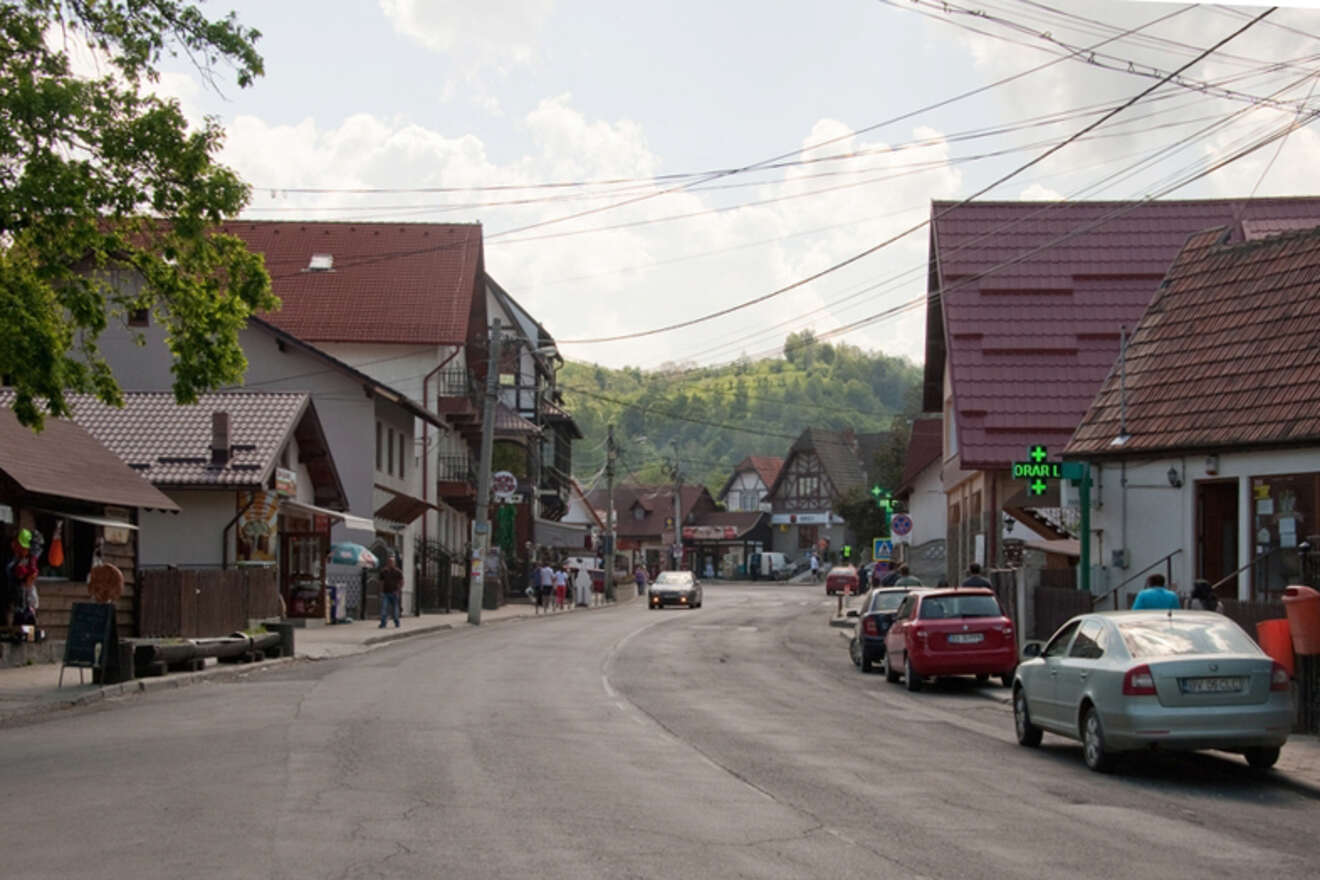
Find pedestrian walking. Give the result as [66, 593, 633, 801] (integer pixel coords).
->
[634, 564, 648, 597]
[1189, 579, 1224, 613]
[1131, 573, 1180, 610]
[378, 553, 403, 628]
[530, 563, 545, 614]
[574, 564, 592, 607]
[809, 551, 820, 583]
[961, 563, 992, 588]
[554, 565, 568, 610]
[539, 560, 555, 611]
[894, 565, 922, 587]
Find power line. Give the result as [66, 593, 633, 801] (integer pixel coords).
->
[555, 6, 1276, 347]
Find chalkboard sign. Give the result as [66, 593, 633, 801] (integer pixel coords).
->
[60, 602, 118, 687]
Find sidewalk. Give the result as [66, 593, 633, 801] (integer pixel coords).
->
[0, 597, 622, 727]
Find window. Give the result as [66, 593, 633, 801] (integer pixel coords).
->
[633, 505, 646, 521]
[1118, 618, 1261, 660]
[1068, 620, 1107, 659]
[740, 493, 757, 512]
[799, 525, 818, 550]
[1042, 620, 1081, 658]
[30, 514, 98, 581]
[387, 427, 395, 475]
[128, 308, 150, 327]
[398, 433, 406, 480]
[797, 476, 819, 497]
[870, 591, 907, 613]
[918, 594, 1002, 619]
[895, 595, 917, 620]
[375, 421, 382, 471]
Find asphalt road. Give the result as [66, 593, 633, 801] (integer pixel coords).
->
[3, 582, 1316, 879]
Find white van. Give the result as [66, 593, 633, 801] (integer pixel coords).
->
[747, 552, 792, 580]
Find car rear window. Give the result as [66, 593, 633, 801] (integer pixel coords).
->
[1118, 618, 1261, 659]
[919, 595, 1002, 619]
[870, 592, 907, 612]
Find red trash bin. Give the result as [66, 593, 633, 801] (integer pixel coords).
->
[1257, 618, 1295, 678]
[1282, 584, 1320, 655]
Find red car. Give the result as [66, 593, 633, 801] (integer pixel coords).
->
[825, 565, 859, 595]
[884, 588, 1017, 691]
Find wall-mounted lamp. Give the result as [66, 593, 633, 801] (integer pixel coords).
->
[1167, 466, 1183, 488]
[1205, 454, 1219, 476]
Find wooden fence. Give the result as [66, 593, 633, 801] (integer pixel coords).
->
[1032, 586, 1094, 641]
[138, 567, 283, 638]
[1220, 599, 1286, 642]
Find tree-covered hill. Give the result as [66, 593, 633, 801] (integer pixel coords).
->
[559, 332, 925, 494]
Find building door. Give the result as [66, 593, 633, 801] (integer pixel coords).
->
[1196, 481, 1238, 588]
[280, 529, 328, 619]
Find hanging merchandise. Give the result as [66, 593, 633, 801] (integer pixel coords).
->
[48, 522, 64, 568]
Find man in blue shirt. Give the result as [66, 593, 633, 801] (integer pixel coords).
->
[1131, 573, 1181, 610]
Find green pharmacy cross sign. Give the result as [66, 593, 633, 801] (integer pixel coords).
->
[871, 485, 896, 536]
[1012, 445, 1063, 496]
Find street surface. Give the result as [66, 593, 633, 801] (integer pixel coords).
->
[3, 582, 1316, 879]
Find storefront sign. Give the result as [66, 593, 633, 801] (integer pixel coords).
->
[682, 526, 738, 541]
[274, 467, 297, 497]
[492, 470, 518, 501]
[770, 512, 840, 526]
[236, 490, 279, 562]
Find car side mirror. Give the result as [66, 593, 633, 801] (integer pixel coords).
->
[1021, 642, 1043, 659]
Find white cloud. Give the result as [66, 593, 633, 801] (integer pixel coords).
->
[378, 0, 554, 67]
[218, 96, 961, 370]
[1019, 183, 1063, 201]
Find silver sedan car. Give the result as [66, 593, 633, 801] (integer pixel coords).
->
[648, 571, 702, 609]
[1013, 611, 1292, 772]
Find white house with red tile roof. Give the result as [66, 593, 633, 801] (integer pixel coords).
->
[1065, 224, 1320, 606]
[895, 417, 945, 552]
[923, 197, 1320, 584]
[717, 456, 783, 514]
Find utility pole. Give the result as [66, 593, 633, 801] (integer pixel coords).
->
[604, 424, 616, 601]
[469, 319, 502, 625]
[670, 440, 682, 572]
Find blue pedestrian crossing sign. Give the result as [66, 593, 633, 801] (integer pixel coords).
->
[872, 538, 893, 563]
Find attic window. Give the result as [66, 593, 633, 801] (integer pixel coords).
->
[306, 253, 334, 272]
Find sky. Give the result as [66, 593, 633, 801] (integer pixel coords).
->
[132, 0, 1320, 371]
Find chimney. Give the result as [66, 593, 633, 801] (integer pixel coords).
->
[211, 411, 231, 466]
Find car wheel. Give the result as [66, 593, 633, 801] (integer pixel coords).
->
[885, 654, 901, 683]
[1082, 706, 1114, 773]
[1001, 672, 1014, 689]
[849, 638, 861, 667]
[1244, 746, 1280, 770]
[1014, 686, 1043, 748]
[904, 656, 923, 692]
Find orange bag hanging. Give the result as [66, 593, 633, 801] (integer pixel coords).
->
[48, 523, 64, 568]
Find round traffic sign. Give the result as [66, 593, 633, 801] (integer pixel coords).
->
[890, 513, 913, 537]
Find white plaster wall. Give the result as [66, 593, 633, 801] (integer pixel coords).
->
[139, 489, 237, 567]
[725, 472, 768, 512]
[906, 461, 946, 547]
[1078, 447, 1320, 605]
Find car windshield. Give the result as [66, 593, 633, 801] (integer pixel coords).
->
[1117, 618, 1261, 659]
[870, 592, 907, 612]
[654, 572, 692, 586]
[919, 595, 1002, 619]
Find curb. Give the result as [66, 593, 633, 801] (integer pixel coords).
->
[361, 622, 455, 645]
[0, 654, 297, 729]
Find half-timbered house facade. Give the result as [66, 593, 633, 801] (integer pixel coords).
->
[764, 429, 869, 559]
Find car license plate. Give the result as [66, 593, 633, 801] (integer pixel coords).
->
[1179, 676, 1246, 694]
[948, 633, 984, 644]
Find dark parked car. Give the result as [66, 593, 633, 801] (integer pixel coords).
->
[884, 588, 1018, 691]
[848, 587, 923, 673]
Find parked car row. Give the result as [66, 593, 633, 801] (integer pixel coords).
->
[846, 589, 1293, 773]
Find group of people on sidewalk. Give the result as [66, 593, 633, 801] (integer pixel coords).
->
[5, 528, 41, 632]
[528, 561, 596, 614]
[1131, 573, 1225, 612]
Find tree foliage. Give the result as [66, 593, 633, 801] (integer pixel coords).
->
[560, 336, 925, 492]
[0, 1, 274, 428]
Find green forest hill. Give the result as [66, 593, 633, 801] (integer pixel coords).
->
[559, 331, 925, 495]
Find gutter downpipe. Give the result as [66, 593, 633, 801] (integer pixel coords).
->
[222, 493, 258, 571]
[421, 347, 462, 554]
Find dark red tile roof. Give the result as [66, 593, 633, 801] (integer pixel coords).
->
[923, 198, 1320, 469]
[0, 404, 179, 511]
[898, 417, 942, 495]
[1067, 225, 1320, 456]
[222, 221, 485, 345]
[745, 456, 784, 490]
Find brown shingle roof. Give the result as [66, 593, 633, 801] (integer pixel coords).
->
[0, 405, 179, 511]
[223, 221, 485, 346]
[49, 392, 328, 492]
[717, 455, 783, 501]
[765, 429, 867, 502]
[898, 417, 943, 495]
[585, 484, 715, 539]
[1066, 224, 1320, 456]
[924, 197, 1320, 469]
[494, 402, 540, 436]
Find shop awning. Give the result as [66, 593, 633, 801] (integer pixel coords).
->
[281, 498, 375, 536]
[534, 517, 591, 550]
[374, 484, 436, 525]
[36, 509, 139, 530]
